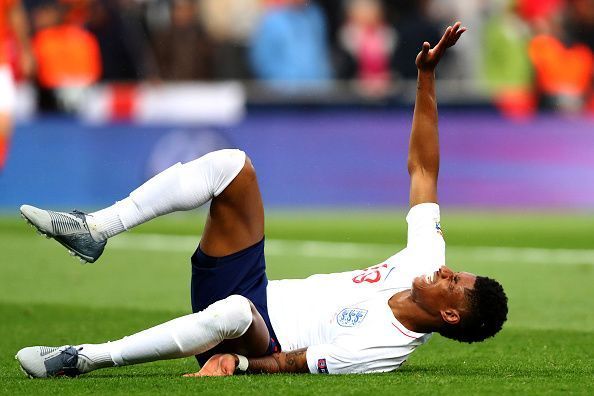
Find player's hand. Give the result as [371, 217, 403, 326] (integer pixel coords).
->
[183, 354, 238, 377]
[416, 21, 466, 72]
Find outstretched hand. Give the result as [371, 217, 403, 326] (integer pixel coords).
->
[416, 22, 466, 72]
[183, 354, 238, 377]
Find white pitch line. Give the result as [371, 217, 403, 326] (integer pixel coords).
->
[448, 246, 594, 266]
[108, 233, 594, 265]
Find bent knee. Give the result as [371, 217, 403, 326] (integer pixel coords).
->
[241, 155, 257, 180]
[219, 294, 254, 336]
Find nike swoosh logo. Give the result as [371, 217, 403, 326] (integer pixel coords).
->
[384, 267, 395, 281]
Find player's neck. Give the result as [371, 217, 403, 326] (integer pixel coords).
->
[388, 290, 440, 334]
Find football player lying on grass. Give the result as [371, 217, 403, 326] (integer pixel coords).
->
[16, 22, 507, 378]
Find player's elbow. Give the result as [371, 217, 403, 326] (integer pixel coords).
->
[407, 157, 439, 178]
[407, 157, 419, 176]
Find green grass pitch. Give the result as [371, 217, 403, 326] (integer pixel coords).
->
[1, 210, 593, 395]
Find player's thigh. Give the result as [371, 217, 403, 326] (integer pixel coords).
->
[200, 156, 264, 257]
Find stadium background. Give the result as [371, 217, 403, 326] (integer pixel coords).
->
[1, 0, 593, 394]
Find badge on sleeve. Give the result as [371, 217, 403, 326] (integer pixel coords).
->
[317, 359, 329, 374]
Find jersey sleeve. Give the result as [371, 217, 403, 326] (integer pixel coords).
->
[405, 203, 445, 269]
[305, 343, 406, 374]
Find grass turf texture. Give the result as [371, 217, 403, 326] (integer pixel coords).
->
[1, 211, 593, 395]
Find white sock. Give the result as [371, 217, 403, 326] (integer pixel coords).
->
[87, 149, 246, 241]
[77, 344, 115, 370]
[77, 295, 252, 372]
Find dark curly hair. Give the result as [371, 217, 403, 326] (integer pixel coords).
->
[438, 276, 508, 343]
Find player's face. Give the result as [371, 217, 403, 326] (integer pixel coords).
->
[411, 266, 476, 324]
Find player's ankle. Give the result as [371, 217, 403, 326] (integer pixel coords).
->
[77, 344, 116, 372]
[88, 204, 127, 242]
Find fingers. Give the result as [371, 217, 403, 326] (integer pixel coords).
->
[418, 21, 466, 60]
[182, 353, 236, 378]
[434, 25, 453, 53]
[183, 370, 223, 377]
[449, 22, 466, 45]
[437, 22, 466, 49]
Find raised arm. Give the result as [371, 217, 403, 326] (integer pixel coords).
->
[407, 22, 465, 207]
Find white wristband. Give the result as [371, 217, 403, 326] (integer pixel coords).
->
[236, 354, 249, 372]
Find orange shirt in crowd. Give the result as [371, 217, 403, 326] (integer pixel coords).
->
[529, 34, 594, 96]
[0, 0, 17, 65]
[33, 24, 101, 88]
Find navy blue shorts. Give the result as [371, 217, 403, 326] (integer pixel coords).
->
[190, 238, 281, 366]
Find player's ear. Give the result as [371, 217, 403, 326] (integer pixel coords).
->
[441, 309, 460, 325]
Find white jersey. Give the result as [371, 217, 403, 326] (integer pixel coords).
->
[266, 203, 445, 374]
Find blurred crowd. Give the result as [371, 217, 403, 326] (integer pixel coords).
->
[2, 0, 594, 111]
